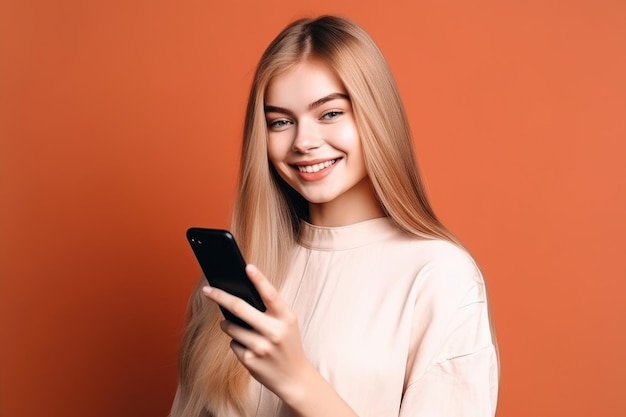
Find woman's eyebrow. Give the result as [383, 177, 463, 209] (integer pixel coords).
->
[264, 93, 350, 115]
[308, 93, 350, 109]
[264, 104, 293, 116]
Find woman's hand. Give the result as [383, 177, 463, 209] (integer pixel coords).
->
[202, 264, 314, 400]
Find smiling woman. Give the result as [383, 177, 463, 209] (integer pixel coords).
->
[170, 15, 498, 417]
[265, 60, 381, 225]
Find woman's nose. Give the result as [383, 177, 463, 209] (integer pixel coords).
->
[291, 119, 322, 153]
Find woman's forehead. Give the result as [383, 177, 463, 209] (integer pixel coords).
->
[265, 60, 347, 110]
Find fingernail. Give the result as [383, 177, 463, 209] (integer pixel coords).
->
[202, 286, 213, 295]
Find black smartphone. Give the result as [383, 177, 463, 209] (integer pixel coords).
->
[186, 227, 266, 329]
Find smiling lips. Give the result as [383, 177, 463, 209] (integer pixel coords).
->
[292, 158, 339, 181]
[296, 159, 337, 173]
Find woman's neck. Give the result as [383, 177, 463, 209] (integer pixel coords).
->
[308, 178, 386, 227]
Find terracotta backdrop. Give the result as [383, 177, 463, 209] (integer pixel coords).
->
[1, 1, 624, 416]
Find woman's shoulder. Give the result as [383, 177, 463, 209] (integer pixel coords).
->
[389, 232, 484, 287]
[392, 229, 478, 265]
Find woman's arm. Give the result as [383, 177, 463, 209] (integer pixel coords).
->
[202, 264, 359, 417]
[399, 253, 499, 417]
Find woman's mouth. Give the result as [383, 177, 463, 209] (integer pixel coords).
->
[296, 159, 337, 173]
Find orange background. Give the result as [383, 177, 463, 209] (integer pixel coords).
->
[1, 1, 625, 416]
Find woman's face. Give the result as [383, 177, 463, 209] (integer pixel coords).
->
[265, 59, 371, 215]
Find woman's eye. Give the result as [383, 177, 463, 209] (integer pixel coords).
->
[268, 119, 292, 130]
[321, 111, 343, 120]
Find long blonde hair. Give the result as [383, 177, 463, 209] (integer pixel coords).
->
[170, 15, 459, 417]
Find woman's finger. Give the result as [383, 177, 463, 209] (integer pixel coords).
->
[202, 285, 266, 328]
[246, 264, 287, 315]
[220, 320, 273, 358]
[229, 339, 259, 365]
[245, 265, 300, 344]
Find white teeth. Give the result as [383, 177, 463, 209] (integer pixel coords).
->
[298, 159, 336, 173]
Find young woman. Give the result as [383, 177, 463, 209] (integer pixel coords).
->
[171, 15, 499, 417]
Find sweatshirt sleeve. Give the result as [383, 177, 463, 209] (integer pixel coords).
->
[399, 248, 499, 416]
